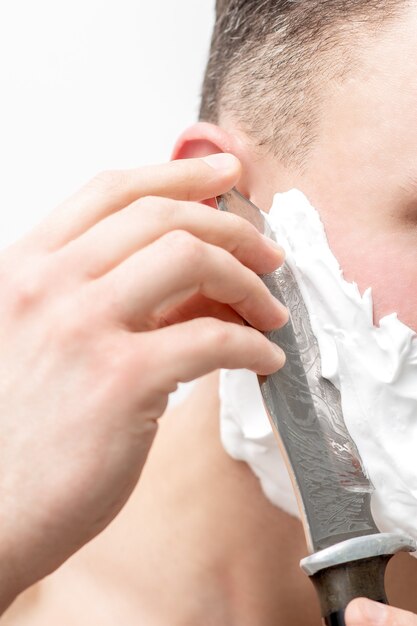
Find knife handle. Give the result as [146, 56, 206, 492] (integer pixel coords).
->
[310, 555, 390, 626]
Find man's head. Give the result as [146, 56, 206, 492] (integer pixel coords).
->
[200, 0, 401, 168]
[173, 1, 417, 330]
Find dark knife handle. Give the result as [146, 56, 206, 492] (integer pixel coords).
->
[310, 555, 390, 626]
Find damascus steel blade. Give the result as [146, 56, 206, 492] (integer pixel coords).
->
[217, 189, 379, 553]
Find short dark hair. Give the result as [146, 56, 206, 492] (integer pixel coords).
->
[200, 1, 401, 167]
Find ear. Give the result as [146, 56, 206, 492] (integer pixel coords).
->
[171, 122, 251, 199]
[172, 122, 238, 160]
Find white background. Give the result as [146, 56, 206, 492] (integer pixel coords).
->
[0, 1, 215, 249]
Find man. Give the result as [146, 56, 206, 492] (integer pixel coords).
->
[1, 1, 417, 625]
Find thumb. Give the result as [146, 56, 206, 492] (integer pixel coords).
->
[346, 598, 417, 626]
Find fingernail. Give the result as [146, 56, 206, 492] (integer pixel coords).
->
[346, 599, 389, 625]
[201, 153, 238, 171]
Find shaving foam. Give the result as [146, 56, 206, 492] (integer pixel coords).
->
[219, 189, 417, 539]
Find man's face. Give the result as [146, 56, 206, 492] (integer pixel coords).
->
[232, 4, 417, 332]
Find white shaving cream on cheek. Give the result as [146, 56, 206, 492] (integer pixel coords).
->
[219, 189, 417, 540]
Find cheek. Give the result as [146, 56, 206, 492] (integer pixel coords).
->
[321, 220, 417, 332]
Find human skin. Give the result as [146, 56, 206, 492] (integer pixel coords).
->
[173, 5, 417, 623]
[346, 598, 417, 626]
[0, 155, 288, 615]
[3, 4, 417, 626]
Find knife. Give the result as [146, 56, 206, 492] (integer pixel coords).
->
[216, 188, 416, 626]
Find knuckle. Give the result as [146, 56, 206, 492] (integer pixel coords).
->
[201, 318, 233, 349]
[222, 212, 260, 256]
[160, 229, 203, 265]
[224, 211, 247, 231]
[10, 264, 46, 313]
[49, 287, 95, 350]
[225, 211, 257, 238]
[53, 304, 89, 349]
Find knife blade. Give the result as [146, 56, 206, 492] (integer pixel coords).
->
[216, 188, 415, 625]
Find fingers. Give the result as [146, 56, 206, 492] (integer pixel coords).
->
[158, 293, 244, 326]
[31, 154, 241, 250]
[64, 196, 284, 278]
[96, 230, 288, 332]
[132, 318, 286, 384]
[346, 598, 417, 626]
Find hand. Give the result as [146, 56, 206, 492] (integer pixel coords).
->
[0, 154, 287, 609]
[346, 599, 417, 625]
